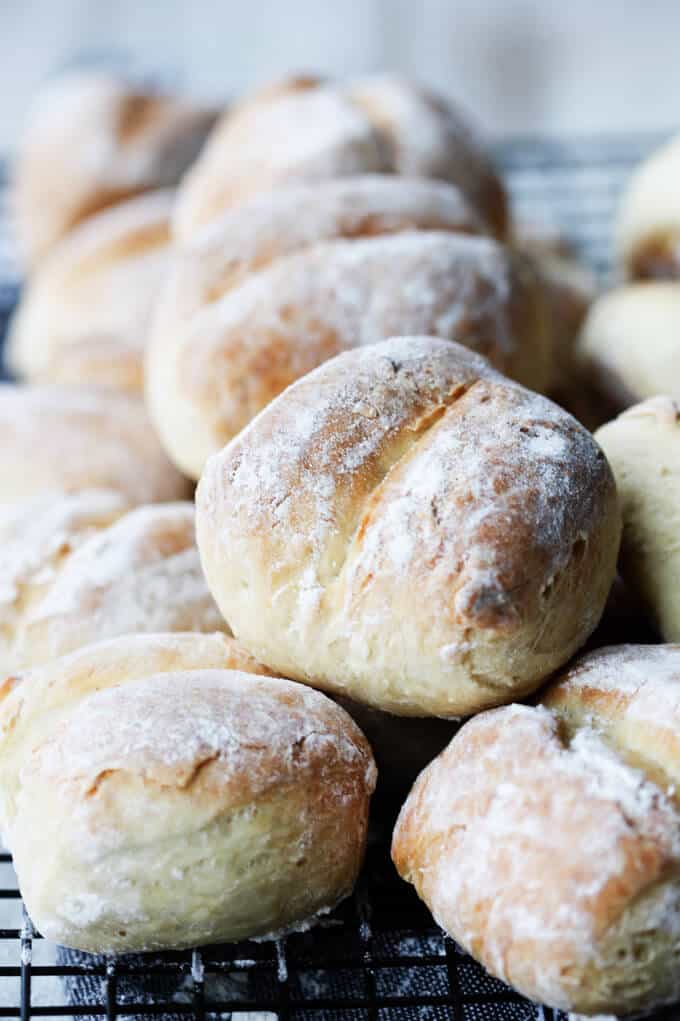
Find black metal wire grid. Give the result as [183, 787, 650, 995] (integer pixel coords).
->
[0, 135, 677, 1020]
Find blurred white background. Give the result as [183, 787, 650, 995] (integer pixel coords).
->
[1, 0, 679, 148]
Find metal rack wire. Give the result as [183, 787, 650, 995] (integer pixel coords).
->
[0, 136, 677, 1020]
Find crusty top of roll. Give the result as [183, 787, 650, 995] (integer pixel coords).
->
[148, 232, 550, 479]
[173, 74, 507, 242]
[7, 189, 174, 388]
[13, 70, 217, 267]
[392, 644, 680, 1014]
[173, 86, 388, 239]
[345, 73, 508, 239]
[543, 643, 680, 790]
[0, 631, 273, 837]
[163, 175, 486, 324]
[2, 500, 229, 671]
[196, 336, 619, 717]
[0, 383, 189, 504]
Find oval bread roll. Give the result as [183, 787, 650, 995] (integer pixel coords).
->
[616, 133, 680, 279]
[0, 384, 189, 504]
[595, 397, 680, 640]
[0, 631, 272, 838]
[9, 663, 376, 951]
[159, 175, 486, 326]
[578, 283, 680, 410]
[173, 74, 507, 242]
[173, 85, 388, 239]
[148, 230, 550, 479]
[0, 497, 228, 671]
[13, 70, 217, 268]
[196, 336, 620, 717]
[392, 644, 680, 1016]
[7, 190, 174, 389]
[345, 73, 508, 239]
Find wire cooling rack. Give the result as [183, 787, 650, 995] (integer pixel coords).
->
[0, 135, 677, 1020]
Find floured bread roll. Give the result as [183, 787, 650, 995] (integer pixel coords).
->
[196, 336, 620, 717]
[148, 220, 550, 479]
[345, 73, 508, 239]
[0, 384, 188, 503]
[13, 70, 217, 268]
[173, 85, 388, 239]
[7, 190, 173, 389]
[578, 283, 680, 411]
[595, 397, 680, 640]
[173, 75, 507, 241]
[393, 644, 680, 1016]
[0, 631, 272, 838]
[0, 496, 228, 671]
[616, 134, 680, 279]
[9, 660, 375, 950]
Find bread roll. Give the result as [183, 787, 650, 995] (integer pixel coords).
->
[578, 283, 680, 411]
[0, 497, 228, 671]
[9, 663, 375, 951]
[196, 336, 620, 717]
[148, 231, 550, 479]
[173, 86, 388, 239]
[0, 631, 272, 838]
[515, 227, 596, 388]
[173, 74, 508, 242]
[0, 383, 188, 503]
[7, 190, 173, 389]
[393, 644, 680, 1016]
[13, 70, 217, 268]
[345, 73, 508, 239]
[159, 175, 486, 325]
[595, 397, 680, 640]
[616, 133, 680, 279]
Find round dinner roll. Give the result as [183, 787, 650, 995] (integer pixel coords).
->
[173, 85, 388, 239]
[148, 230, 551, 479]
[0, 497, 228, 672]
[13, 70, 217, 268]
[595, 397, 680, 640]
[0, 383, 189, 504]
[616, 133, 680, 279]
[393, 644, 680, 1016]
[196, 336, 620, 717]
[344, 73, 508, 239]
[577, 282, 680, 412]
[9, 665, 375, 951]
[0, 631, 272, 839]
[6, 190, 174, 389]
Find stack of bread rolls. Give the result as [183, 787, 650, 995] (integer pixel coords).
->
[2, 67, 678, 1018]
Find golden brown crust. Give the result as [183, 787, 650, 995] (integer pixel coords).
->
[0, 499, 229, 673]
[196, 336, 619, 717]
[392, 646, 680, 1014]
[13, 71, 217, 268]
[345, 74, 509, 239]
[173, 85, 388, 239]
[629, 233, 680, 280]
[0, 631, 273, 837]
[148, 231, 551, 480]
[172, 73, 507, 242]
[7, 190, 173, 388]
[0, 384, 189, 505]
